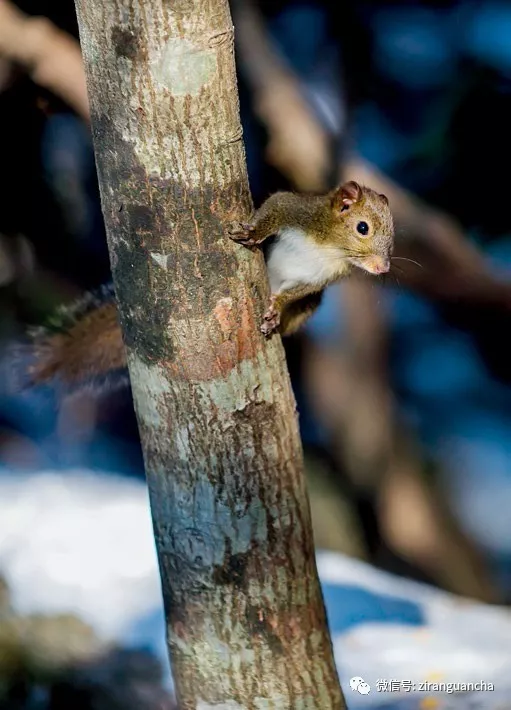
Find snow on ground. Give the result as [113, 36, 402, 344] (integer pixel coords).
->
[1, 468, 511, 708]
[0, 468, 162, 641]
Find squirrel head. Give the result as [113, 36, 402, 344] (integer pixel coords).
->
[330, 181, 394, 275]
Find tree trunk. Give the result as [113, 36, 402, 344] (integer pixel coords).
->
[73, 0, 345, 707]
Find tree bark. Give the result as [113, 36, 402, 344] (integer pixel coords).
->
[73, 0, 345, 707]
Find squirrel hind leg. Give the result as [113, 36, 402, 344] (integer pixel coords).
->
[279, 291, 324, 337]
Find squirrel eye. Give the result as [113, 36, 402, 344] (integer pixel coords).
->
[357, 221, 369, 236]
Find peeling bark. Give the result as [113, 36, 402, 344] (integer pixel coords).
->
[73, 0, 345, 707]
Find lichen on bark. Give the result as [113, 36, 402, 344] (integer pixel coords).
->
[74, 0, 346, 707]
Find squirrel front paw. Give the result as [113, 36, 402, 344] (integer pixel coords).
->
[227, 221, 258, 246]
[261, 298, 281, 337]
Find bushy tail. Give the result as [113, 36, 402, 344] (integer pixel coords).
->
[13, 283, 129, 396]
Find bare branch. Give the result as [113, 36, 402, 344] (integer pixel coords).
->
[0, 1, 89, 119]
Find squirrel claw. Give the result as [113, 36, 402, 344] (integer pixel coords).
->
[236, 237, 259, 247]
[227, 221, 258, 246]
[261, 322, 276, 337]
[261, 302, 280, 337]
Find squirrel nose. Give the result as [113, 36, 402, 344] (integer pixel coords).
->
[376, 257, 390, 274]
[368, 256, 390, 274]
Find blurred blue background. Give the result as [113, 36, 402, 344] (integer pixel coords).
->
[1, 0, 511, 708]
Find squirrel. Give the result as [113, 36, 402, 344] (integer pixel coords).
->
[24, 181, 393, 393]
[228, 180, 393, 335]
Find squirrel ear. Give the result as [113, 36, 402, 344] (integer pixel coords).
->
[379, 192, 389, 204]
[332, 181, 363, 211]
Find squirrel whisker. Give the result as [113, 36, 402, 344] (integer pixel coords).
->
[391, 256, 423, 269]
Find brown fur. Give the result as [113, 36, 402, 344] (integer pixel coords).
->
[231, 180, 394, 336]
[279, 292, 324, 335]
[30, 302, 124, 384]
[236, 182, 393, 255]
[28, 298, 125, 391]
